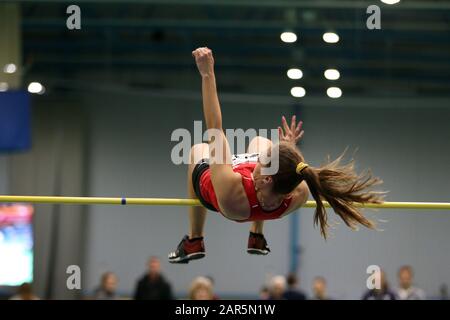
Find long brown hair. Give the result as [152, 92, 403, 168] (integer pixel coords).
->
[270, 142, 384, 238]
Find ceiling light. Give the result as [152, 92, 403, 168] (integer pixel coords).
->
[327, 87, 342, 98]
[381, 0, 400, 4]
[28, 82, 45, 95]
[323, 32, 339, 44]
[3, 63, 17, 74]
[280, 32, 297, 43]
[324, 69, 340, 80]
[291, 87, 306, 98]
[287, 68, 303, 80]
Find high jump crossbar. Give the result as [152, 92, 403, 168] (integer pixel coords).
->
[0, 196, 449, 210]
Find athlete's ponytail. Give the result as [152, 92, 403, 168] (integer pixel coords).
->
[300, 155, 384, 238]
[271, 142, 384, 239]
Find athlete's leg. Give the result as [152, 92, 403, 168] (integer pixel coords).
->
[250, 221, 264, 234]
[188, 143, 209, 238]
[169, 143, 209, 263]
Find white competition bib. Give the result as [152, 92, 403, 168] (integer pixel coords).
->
[231, 153, 259, 167]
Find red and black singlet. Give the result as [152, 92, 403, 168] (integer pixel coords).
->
[197, 154, 292, 222]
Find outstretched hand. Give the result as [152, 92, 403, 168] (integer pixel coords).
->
[192, 47, 215, 77]
[278, 115, 304, 144]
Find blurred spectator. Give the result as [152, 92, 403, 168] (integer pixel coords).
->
[439, 284, 448, 300]
[362, 270, 396, 300]
[188, 276, 214, 300]
[259, 286, 270, 300]
[93, 272, 119, 300]
[9, 283, 39, 300]
[205, 275, 220, 300]
[311, 277, 330, 300]
[134, 256, 173, 300]
[395, 265, 426, 300]
[268, 275, 286, 300]
[283, 273, 307, 300]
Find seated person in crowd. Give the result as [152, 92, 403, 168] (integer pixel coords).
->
[362, 269, 396, 300]
[92, 272, 119, 300]
[188, 276, 214, 300]
[268, 275, 286, 300]
[259, 286, 270, 300]
[283, 273, 307, 300]
[395, 265, 426, 300]
[311, 277, 331, 300]
[134, 256, 173, 300]
[205, 275, 220, 300]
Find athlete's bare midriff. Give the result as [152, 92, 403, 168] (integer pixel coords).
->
[216, 174, 251, 221]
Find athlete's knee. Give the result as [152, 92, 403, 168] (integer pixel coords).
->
[190, 143, 209, 164]
[250, 136, 272, 146]
[190, 143, 209, 155]
[248, 136, 272, 153]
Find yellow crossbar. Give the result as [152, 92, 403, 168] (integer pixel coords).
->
[0, 196, 449, 210]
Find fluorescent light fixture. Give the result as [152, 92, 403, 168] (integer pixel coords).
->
[291, 86, 306, 98]
[324, 69, 340, 80]
[0, 82, 8, 92]
[327, 87, 342, 98]
[3, 63, 17, 74]
[323, 32, 339, 44]
[287, 68, 303, 80]
[280, 32, 297, 43]
[381, 0, 400, 4]
[28, 82, 45, 95]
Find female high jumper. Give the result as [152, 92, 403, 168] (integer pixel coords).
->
[168, 47, 383, 263]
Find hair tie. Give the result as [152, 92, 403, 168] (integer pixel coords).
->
[296, 162, 309, 174]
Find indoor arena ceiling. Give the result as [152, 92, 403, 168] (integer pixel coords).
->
[12, 0, 450, 98]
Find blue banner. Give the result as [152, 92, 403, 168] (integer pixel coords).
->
[0, 91, 31, 152]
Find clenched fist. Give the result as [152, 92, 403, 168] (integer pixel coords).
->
[192, 47, 214, 77]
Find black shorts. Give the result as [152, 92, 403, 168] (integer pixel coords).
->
[192, 159, 218, 212]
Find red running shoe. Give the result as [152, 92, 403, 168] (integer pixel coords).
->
[247, 232, 271, 255]
[168, 235, 206, 264]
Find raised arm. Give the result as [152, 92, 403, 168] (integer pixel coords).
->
[278, 115, 304, 145]
[192, 48, 223, 132]
[192, 48, 241, 207]
[277, 115, 310, 213]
